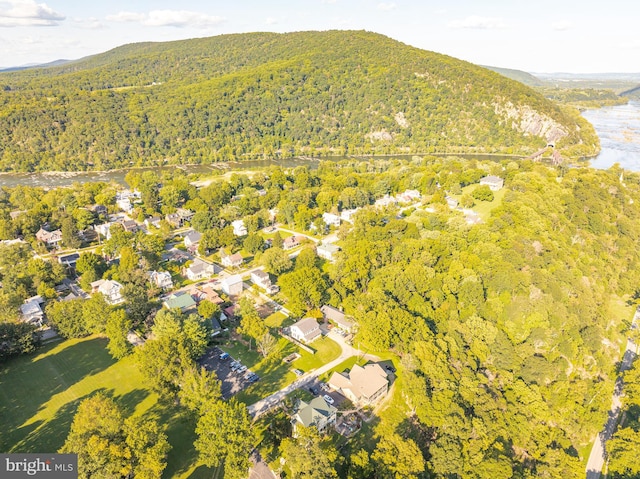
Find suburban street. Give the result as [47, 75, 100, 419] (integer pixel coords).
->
[585, 310, 639, 479]
[247, 329, 365, 418]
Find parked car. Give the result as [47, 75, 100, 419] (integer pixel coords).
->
[323, 394, 335, 405]
[238, 365, 247, 373]
[309, 386, 319, 395]
[219, 352, 230, 360]
[292, 369, 303, 376]
[250, 375, 260, 383]
[385, 364, 396, 373]
[319, 382, 329, 392]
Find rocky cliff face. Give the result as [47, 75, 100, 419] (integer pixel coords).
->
[494, 101, 568, 142]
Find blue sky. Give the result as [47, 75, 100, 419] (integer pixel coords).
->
[0, 0, 638, 73]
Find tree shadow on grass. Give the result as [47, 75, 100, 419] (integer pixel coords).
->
[0, 337, 115, 452]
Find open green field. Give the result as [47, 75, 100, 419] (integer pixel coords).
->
[0, 336, 219, 479]
[454, 185, 506, 220]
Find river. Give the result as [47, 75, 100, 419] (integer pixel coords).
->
[582, 100, 640, 171]
[2, 101, 638, 188]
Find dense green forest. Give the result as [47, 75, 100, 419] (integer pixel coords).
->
[0, 31, 598, 172]
[1, 157, 639, 477]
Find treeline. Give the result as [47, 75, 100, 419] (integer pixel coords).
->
[0, 31, 598, 172]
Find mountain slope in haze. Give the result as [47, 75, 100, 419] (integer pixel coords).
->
[482, 65, 546, 87]
[0, 31, 598, 172]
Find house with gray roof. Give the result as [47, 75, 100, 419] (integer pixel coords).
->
[316, 243, 340, 262]
[321, 305, 354, 333]
[479, 175, 504, 191]
[292, 396, 337, 435]
[289, 317, 321, 344]
[184, 230, 202, 248]
[184, 258, 218, 281]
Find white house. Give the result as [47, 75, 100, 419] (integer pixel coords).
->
[94, 222, 113, 240]
[185, 258, 217, 281]
[90, 279, 124, 305]
[221, 275, 243, 296]
[289, 317, 321, 344]
[20, 296, 45, 326]
[184, 230, 202, 248]
[328, 363, 388, 405]
[445, 196, 459, 209]
[35, 228, 63, 248]
[316, 243, 340, 262]
[221, 252, 243, 268]
[340, 209, 360, 223]
[251, 269, 279, 294]
[232, 220, 248, 237]
[149, 271, 173, 290]
[396, 189, 421, 203]
[116, 198, 133, 213]
[322, 213, 341, 228]
[479, 175, 504, 191]
[374, 195, 398, 208]
[145, 216, 162, 229]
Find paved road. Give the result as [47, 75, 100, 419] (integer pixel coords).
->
[585, 311, 639, 479]
[247, 329, 365, 418]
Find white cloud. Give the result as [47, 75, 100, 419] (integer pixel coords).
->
[447, 15, 506, 30]
[321, 0, 337, 4]
[72, 17, 104, 30]
[551, 20, 572, 31]
[377, 2, 396, 11]
[265, 16, 278, 25]
[0, 0, 64, 27]
[107, 9, 225, 28]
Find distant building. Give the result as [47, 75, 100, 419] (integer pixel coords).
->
[221, 275, 243, 296]
[321, 305, 354, 332]
[251, 269, 279, 294]
[94, 222, 113, 240]
[145, 216, 162, 229]
[328, 363, 388, 405]
[445, 196, 459, 209]
[232, 220, 248, 237]
[374, 195, 398, 208]
[292, 396, 337, 435]
[90, 279, 124, 305]
[120, 219, 138, 233]
[116, 198, 133, 213]
[289, 317, 321, 344]
[479, 175, 504, 191]
[162, 248, 190, 264]
[396, 189, 422, 203]
[316, 243, 340, 262]
[58, 253, 80, 268]
[322, 213, 341, 228]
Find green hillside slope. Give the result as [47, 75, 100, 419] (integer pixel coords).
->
[0, 31, 598, 172]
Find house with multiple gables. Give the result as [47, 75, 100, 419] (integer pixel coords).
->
[221, 251, 243, 268]
[283, 235, 303, 250]
[328, 363, 389, 406]
[322, 212, 341, 227]
[90, 279, 124, 305]
[165, 208, 194, 228]
[163, 291, 197, 313]
[316, 242, 340, 262]
[184, 230, 202, 249]
[184, 258, 218, 281]
[232, 219, 248, 237]
[292, 396, 337, 435]
[145, 216, 162, 229]
[149, 271, 173, 290]
[20, 296, 45, 326]
[250, 269, 279, 294]
[289, 317, 321, 344]
[35, 228, 62, 248]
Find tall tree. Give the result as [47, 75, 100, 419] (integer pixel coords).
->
[105, 309, 132, 359]
[280, 426, 339, 479]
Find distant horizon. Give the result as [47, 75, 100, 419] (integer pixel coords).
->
[1, 1, 640, 74]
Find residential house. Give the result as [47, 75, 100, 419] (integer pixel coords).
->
[221, 252, 243, 268]
[292, 396, 337, 435]
[149, 271, 173, 290]
[283, 235, 300, 250]
[321, 305, 354, 333]
[62, 283, 89, 302]
[20, 296, 45, 326]
[340, 208, 360, 223]
[90, 279, 124, 305]
[94, 222, 113, 240]
[322, 212, 341, 228]
[35, 228, 63, 248]
[374, 195, 398, 208]
[116, 198, 133, 213]
[479, 175, 504, 191]
[165, 213, 182, 228]
[162, 248, 190, 264]
[184, 230, 202, 249]
[396, 189, 422, 203]
[184, 258, 217, 281]
[90, 204, 108, 216]
[222, 303, 239, 320]
[232, 220, 248, 237]
[163, 291, 197, 313]
[251, 269, 279, 294]
[9, 210, 26, 220]
[289, 317, 321, 344]
[145, 216, 162, 229]
[221, 275, 243, 296]
[462, 209, 482, 225]
[328, 363, 389, 405]
[445, 196, 459, 209]
[316, 243, 340, 262]
[176, 208, 195, 223]
[120, 219, 138, 233]
[196, 286, 225, 305]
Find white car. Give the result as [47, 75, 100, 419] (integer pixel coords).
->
[323, 394, 335, 405]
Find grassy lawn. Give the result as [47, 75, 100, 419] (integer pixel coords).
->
[264, 311, 290, 328]
[292, 336, 341, 372]
[317, 356, 367, 383]
[454, 185, 506, 221]
[0, 336, 219, 479]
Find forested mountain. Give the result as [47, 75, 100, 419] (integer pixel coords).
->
[482, 65, 546, 87]
[0, 31, 598, 172]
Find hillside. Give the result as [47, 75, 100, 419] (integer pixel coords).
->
[0, 30, 598, 172]
[482, 65, 546, 87]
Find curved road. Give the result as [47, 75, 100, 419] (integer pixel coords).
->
[585, 311, 639, 478]
[247, 329, 365, 418]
